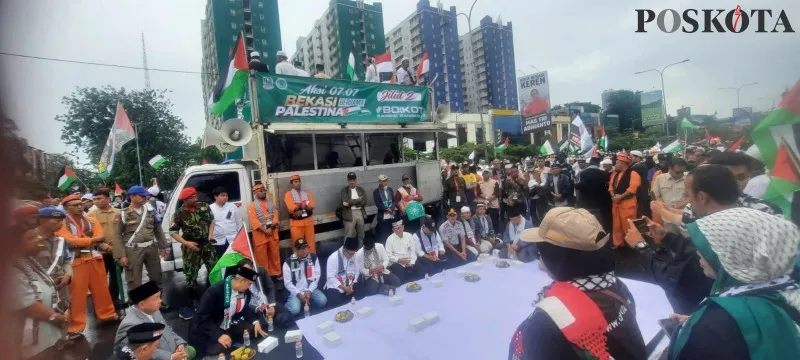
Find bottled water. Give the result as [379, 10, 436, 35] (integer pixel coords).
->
[350, 296, 356, 306]
[304, 303, 310, 318]
[243, 330, 250, 346]
[295, 338, 303, 358]
[267, 316, 274, 332]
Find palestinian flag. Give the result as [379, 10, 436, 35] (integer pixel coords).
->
[98, 103, 136, 179]
[210, 32, 248, 115]
[726, 134, 746, 152]
[114, 183, 123, 196]
[680, 118, 699, 129]
[208, 226, 254, 284]
[662, 139, 683, 154]
[540, 139, 557, 156]
[599, 126, 608, 151]
[346, 42, 358, 81]
[375, 52, 394, 83]
[57, 166, 77, 191]
[495, 136, 509, 153]
[416, 52, 429, 82]
[468, 148, 476, 160]
[751, 79, 800, 219]
[148, 155, 168, 169]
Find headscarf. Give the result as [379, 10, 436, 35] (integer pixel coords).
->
[670, 207, 800, 359]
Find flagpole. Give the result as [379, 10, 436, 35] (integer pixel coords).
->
[241, 224, 267, 300]
[134, 123, 144, 185]
[683, 127, 688, 157]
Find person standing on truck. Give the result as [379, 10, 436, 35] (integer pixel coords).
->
[248, 183, 281, 277]
[169, 187, 217, 321]
[274, 50, 296, 76]
[313, 64, 331, 79]
[284, 175, 317, 253]
[115, 186, 170, 309]
[341, 172, 368, 245]
[210, 187, 243, 259]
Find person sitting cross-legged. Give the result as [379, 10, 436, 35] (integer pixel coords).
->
[324, 237, 364, 306]
[385, 220, 427, 282]
[499, 208, 538, 262]
[439, 208, 477, 267]
[355, 235, 401, 296]
[473, 203, 503, 251]
[412, 216, 447, 275]
[282, 238, 326, 318]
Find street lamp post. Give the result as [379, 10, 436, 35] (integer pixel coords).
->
[458, 0, 489, 160]
[719, 82, 758, 109]
[634, 58, 690, 137]
[529, 65, 540, 72]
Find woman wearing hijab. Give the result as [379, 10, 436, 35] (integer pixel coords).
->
[355, 236, 401, 297]
[667, 207, 800, 359]
[14, 226, 70, 360]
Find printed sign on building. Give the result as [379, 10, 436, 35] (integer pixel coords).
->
[518, 71, 551, 134]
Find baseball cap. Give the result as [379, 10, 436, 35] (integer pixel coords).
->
[520, 207, 609, 251]
[295, 238, 309, 250]
[378, 174, 389, 181]
[128, 185, 150, 197]
[347, 172, 357, 180]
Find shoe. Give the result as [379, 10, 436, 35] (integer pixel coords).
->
[178, 307, 196, 320]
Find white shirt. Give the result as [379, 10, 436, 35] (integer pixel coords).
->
[365, 64, 379, 82]
[744, 173, 770, 199]
[275, 61, 297, 76]
[325, 248, 363, 293]
[413, 231, 445, 257]
[349, 187, 361, 210]
[282, 255, 321, 296]
[354, 244, 391, 278]
[396, 67, 412, 85]
[295, 68, 310, 77]
[384, 232, 417, 265]
[438, 221, 466, 246]
[210, 202, 242, 246]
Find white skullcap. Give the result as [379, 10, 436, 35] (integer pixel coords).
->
[250, 51, 260, 58]
[460, 206, 471, 213]
[600, 159, 613, 165]
[81, 193, 94, 201]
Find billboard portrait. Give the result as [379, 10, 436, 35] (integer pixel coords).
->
[518, 71, 551, 134]
[640, 90, 664, 127]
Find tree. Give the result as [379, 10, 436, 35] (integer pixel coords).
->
[552, 102, 601, 114]
[57, 87, 197, 190]
[605, 90, 641, 131]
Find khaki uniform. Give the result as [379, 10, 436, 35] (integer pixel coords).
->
[115, 204, 168, 290]
[34, 234, 73, 301]
[89, 207, 124, 305]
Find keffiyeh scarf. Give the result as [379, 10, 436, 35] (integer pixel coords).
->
[670, 207, 800, 360]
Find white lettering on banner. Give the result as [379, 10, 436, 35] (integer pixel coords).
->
[518, 73, 547, 89]
[522, 114, 552, 133]
[275, 106, 345, 117]
[377, 90, 422, 102]
[376, 106, 426, 114]
[298, 84, 328, 95]
[338, 98, 366, 107]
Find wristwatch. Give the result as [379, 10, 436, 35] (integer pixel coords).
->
[635, 241, 648, 250]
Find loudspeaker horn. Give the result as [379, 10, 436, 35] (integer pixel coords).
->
[202, 126, 237, 153]
[220, 119, 253, 147]
[434, 103, 450, 122]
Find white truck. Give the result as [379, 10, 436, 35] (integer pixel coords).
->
[160, 72, 450, 272]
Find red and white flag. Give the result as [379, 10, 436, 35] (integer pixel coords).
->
[416, 52, 429, 81]
[374, 52, 394, 83]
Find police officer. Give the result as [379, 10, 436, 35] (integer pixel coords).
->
[114, 186, 168, 296]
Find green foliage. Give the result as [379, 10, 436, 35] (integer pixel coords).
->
[56, 86, 199, 191]
[552, 102, 602, 114]
[605, 90, 642, 130]
[606, 125, 672, 152]
[402, 146, 430, 161]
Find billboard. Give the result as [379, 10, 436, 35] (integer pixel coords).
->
[254, 73, 431, 123]
[640, 90, 665, 127]
[518, 71, 551, 134]
[732, 107, 753, 126]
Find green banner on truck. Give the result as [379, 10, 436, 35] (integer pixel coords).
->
[253, 73, 431, 123]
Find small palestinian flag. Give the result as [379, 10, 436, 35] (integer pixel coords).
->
[209, 32, 248, 115]
[148, 155, 168, 169]
[57, 166, 77, 191]
[114, 183, 123, 196]
[495, 136, 509, 153]
[662, 139, 683, 154]
[346, 41, 358, 81]
[539, 139, 557, 156]
[468, 148, 476, 160]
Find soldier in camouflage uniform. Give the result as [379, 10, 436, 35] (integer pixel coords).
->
[35, 207, 73, 301]
[114, 186, 168, 294]
[169, 187, 217, 319]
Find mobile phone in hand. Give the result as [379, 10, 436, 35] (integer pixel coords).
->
[632, 218, 650, 235]
[658, 318, 682, 338]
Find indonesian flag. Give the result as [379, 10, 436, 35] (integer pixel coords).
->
[375, 52, 394, 83]
[57, 166, 77, 191]
[468, 148, 476, 160]
[416, 52, 429, 81]
[209, 32, 248, 115]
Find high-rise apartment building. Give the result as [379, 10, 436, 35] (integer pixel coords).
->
[384, 0, 463, 112]
[459, 16, 517, 113]
[291, 0, 386, 80]
[201, 0, 283, 128]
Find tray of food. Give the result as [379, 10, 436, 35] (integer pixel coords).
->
[464, 273, 481, 282]
[406, 282, 422, 293]
[334, 310, 354, 323]
[230, 346, 256, 359]
[495, 260, 510, 268]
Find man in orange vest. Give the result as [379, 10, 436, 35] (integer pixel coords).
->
[248, 183, 281, 277]
[284, 175, 316, 253]
[607, 153, 641, 247]
[57, 194, 119, 337]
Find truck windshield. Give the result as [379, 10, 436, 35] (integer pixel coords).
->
[182, 171, 241, 203]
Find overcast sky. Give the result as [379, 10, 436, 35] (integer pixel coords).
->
[2, 0, 798, 157]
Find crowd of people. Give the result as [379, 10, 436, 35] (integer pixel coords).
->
[10, 140, 800, 359]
